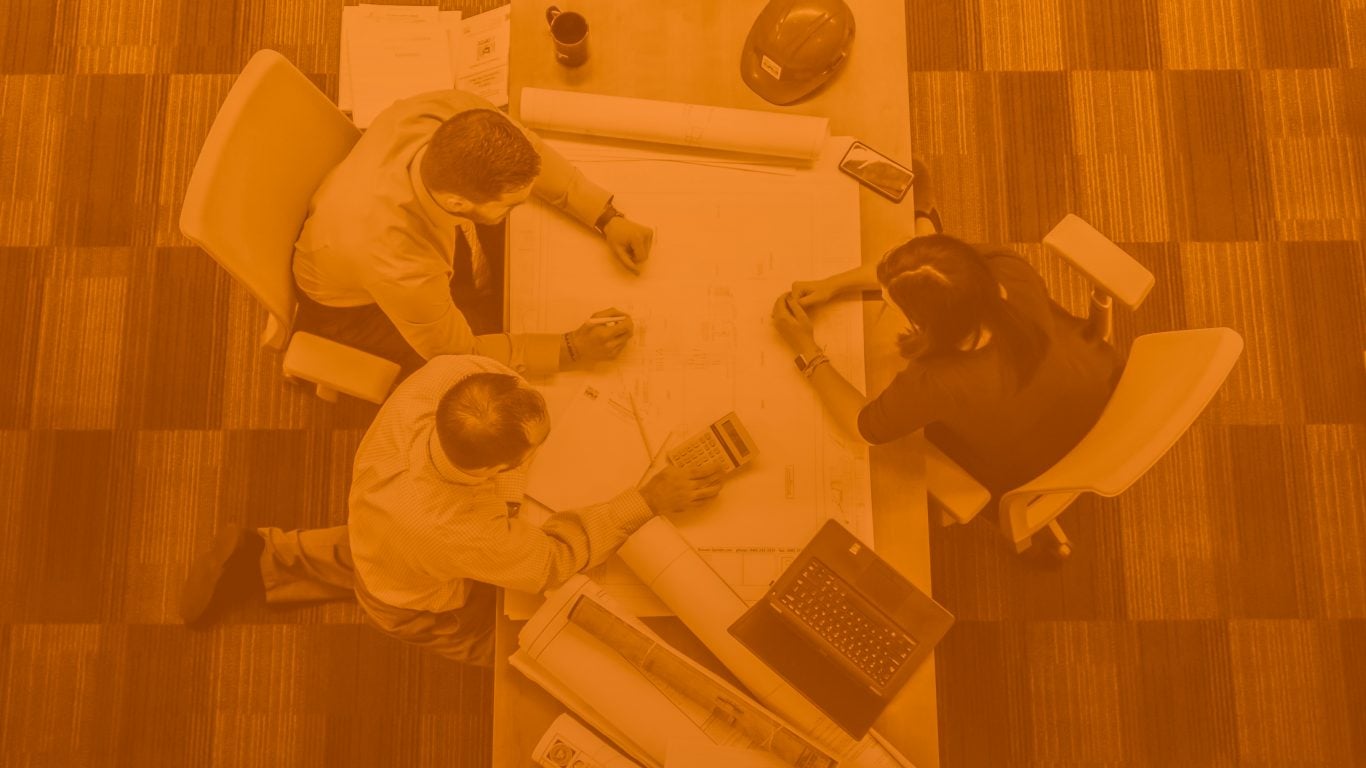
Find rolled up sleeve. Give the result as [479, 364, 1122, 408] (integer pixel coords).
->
[525, 131, 613, 229]
[438, 490, 654, 595]
[368, 272, 562, 376]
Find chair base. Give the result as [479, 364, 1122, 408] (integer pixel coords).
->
[1016, 520, 1072, 558]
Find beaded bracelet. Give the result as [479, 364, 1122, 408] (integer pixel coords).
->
[801, 353, 831, 378]
[563, 331, 579, 363]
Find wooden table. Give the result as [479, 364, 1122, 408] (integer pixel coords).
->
[493, 0, 935, 765]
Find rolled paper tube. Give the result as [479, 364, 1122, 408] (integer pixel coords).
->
[520, 88, 830, 161]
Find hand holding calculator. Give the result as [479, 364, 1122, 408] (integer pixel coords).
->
[667, 412, 758, 473]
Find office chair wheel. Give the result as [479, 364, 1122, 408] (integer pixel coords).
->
[1041, 521, 1072, 560]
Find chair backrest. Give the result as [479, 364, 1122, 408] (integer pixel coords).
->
[1000, 328, 1244, 543]
[179, 49, 360, 336]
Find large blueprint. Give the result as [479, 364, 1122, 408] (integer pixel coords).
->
[507, 98, 871, 616]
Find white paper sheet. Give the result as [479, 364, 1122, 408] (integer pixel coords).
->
[520, 88, 829, 161]
[665, 741, 789, 768]
[454, 5, 512, 108]
[534, 714, 642, 768]
[525, 383, 650, 512]
[345, 4, 451, 128]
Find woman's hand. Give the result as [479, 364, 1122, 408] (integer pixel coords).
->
[771, 294, 820, 356]
[789, 278, 836, 308]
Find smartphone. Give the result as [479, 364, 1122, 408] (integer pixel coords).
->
[839, 141, 914, 203]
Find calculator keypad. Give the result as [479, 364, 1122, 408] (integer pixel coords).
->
[668, 433, 731, 472]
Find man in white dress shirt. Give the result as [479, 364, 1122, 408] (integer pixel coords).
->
[292, 89, 655, 376]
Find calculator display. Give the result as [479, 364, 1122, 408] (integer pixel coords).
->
[721, 420, 749, 456]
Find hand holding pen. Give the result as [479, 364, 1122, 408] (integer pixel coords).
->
[566, 307, 635, 363]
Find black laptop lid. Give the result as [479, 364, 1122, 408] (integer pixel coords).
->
[727, 520, 954, 738]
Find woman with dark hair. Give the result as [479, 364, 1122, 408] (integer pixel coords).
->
[772, 180, 1122, 497]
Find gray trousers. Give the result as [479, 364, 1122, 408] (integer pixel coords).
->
[258, 526, 496, 667]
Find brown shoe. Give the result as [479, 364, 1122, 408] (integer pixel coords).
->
[180, 526, 264, 625]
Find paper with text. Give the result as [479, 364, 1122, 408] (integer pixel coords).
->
[454, 5, 512, 108]
[344, 4, 451, 128]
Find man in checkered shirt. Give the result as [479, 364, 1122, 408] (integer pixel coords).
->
[179, 355, 724, 666]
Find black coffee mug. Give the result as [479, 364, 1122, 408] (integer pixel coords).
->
[546, 6, 589, 67]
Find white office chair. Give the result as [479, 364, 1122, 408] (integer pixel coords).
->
[179, 49, 400, 404]
[928, 215, 1243, 556]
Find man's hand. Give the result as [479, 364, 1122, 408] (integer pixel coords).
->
[639, 463, 725, 515]
[790, 278, 837, 308]
[603, 217, 654, 274]
[568, 307, 634, 364]
[771, 294, 820, 356]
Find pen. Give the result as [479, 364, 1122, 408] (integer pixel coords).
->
[637, 430, 673, 484]
[626, 391, 653, 456]
[586, 315, 628, 327]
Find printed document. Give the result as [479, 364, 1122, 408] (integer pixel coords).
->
[344, 5, 450, 128]
[339, 4, 511, 123]
[454, 5, 512, 108]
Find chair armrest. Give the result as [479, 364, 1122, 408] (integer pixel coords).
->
[1044, 214, 1155, 309]
[914, 434, 992, 524]
[282, 332, 401, 405]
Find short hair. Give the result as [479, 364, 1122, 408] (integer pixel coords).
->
[420, 109, 541, 203]
[435, 372, 548, 470]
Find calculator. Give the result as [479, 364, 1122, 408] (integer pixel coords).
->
[667, 412, 758, 473]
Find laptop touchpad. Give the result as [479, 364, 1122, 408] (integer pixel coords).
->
[855, 559, 910, 608]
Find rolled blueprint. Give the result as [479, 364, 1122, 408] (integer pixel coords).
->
[520, 88, 829, 161]
[616, 517, 915, 768]
[514, 576, 837, 768]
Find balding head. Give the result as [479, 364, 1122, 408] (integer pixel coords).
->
[435, 372, 549, 472]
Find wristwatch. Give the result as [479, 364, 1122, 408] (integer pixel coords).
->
[794, 351, 830, 377]
[594, 199, 625, 233]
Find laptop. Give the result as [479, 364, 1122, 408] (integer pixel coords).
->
[728, 519, 954, 738]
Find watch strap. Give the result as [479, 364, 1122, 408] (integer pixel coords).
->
[594, 199, 624, 233]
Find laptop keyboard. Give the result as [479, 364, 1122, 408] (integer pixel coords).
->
[776, 559, 915, 687]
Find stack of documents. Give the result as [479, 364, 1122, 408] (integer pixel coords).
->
[339, 4, 511, 128]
